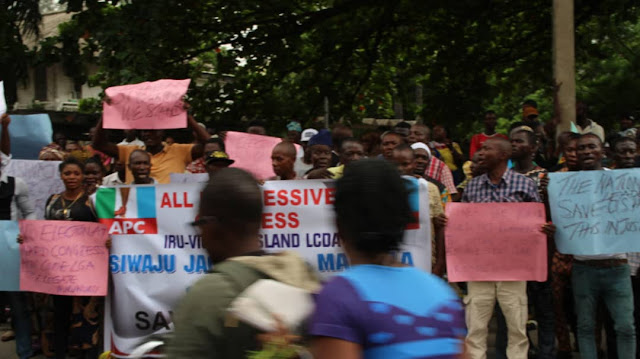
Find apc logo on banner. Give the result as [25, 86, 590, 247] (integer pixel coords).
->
[95, 187, 158, 235]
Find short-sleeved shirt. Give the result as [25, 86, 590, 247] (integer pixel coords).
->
[425, 157, 458, 195]
[426, 180, 444, 265]
[430, 142, 463, 172]
[310, 265, 466, 359]
[118, 144, 193, 184]
[469, 133, 508, 158]
[462, 168, 540, 203]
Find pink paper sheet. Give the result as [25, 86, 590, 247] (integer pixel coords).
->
[444, 202, 548, 282]
[225, 131, 300, 180]
[19, 220, 110, 296]
[103, 79, 190, 129]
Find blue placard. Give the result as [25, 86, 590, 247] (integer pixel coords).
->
[1, 114, 53, 160]
[0, 220, 20, 291]
[548, 169, 640, 255]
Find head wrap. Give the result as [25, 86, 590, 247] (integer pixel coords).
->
[410, 142, 432, 159]
[287, 121, 302, 133]
[308, 129, 332, 147]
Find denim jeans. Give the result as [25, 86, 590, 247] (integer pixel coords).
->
[572, 262, 636, 359]
[495, 280, 555, 359]
[8, 292, 33, 359]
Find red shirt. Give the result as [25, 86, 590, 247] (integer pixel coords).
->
[469, 133, 508, 158]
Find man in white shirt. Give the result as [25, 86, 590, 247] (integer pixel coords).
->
[118, 129, 145, 147]
[570, 133, 635, 358]
[102, 160, 126, 186]
[0, 113, 37, 359]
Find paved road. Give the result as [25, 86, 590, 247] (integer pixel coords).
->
[0, 323, 45, 359]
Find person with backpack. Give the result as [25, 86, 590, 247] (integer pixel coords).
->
[167, 168, 319, 358]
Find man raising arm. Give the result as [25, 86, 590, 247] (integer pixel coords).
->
[93, 111, 209, 184]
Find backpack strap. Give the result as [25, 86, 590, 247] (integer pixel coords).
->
[212, 260, 269, 294]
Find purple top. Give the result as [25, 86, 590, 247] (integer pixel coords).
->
[310, 265, 466, 358]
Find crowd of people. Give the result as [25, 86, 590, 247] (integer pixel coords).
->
[0, 97, 638, 359]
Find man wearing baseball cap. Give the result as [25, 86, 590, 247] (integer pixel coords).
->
[205, 151, 234, 176]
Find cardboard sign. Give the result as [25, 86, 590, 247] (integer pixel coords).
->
[2, 114, 53, 160]
[19, 220, 110, 296]
[103, 79, 191, 129]
[548, 169, 640, 255]
[0, 221, 20, 291]
[445, 202, 548, 282]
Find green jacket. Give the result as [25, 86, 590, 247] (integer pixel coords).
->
[166, 251, 320, 359]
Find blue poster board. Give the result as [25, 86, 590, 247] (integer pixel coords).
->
[1, 114, 53, 160]
[0, 221, 20, 291]
[548, 169, 640, 255]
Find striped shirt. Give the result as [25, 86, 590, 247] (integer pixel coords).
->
[462, 168, 540, 203]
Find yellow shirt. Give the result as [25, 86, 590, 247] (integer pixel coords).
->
[118, 144, 194, 184]
[427, 181, 444, 265]
[327, 165, 344, 179]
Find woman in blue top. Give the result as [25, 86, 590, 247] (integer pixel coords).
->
[310, 158, 466, 359]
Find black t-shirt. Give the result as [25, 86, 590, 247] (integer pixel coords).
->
[45, 193, 97, 222]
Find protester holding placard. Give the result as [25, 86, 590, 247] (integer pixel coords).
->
[92, 111, 210, 184]
[167, 168, 320, 358]
[0, 126, 37, 359]
[41, 157, 104, 358]
[459, 137, 550, 359]
[564, 133, 636, 359]
[128, 150, 156, 185]
[310, 159, 465, 359]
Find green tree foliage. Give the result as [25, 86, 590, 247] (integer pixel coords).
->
[28, 0, 640, 135]
[0, 0, 42, 105]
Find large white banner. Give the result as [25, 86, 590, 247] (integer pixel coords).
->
[98, 178, 431, 356]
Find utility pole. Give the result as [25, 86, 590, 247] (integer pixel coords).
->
[552, 0, 576, 136]
[324, 96, 329, 128]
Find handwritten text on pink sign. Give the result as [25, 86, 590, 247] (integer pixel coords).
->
[444, 203, 547, 282]
[103, 79, 190, 129]
[19, 220, 110, 296]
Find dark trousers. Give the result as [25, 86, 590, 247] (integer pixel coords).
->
[53, 295, 72, 359]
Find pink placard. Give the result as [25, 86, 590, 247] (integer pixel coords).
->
[103, 79, 191, 129]
[444, 202, 547, 282]
[225, 131, 300, 180]
[19, 220, 110, 296]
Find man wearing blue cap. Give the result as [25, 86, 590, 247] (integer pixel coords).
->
[305, 129, 333, 179]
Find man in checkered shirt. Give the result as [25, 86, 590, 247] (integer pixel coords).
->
[461, 137, 553, 359]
